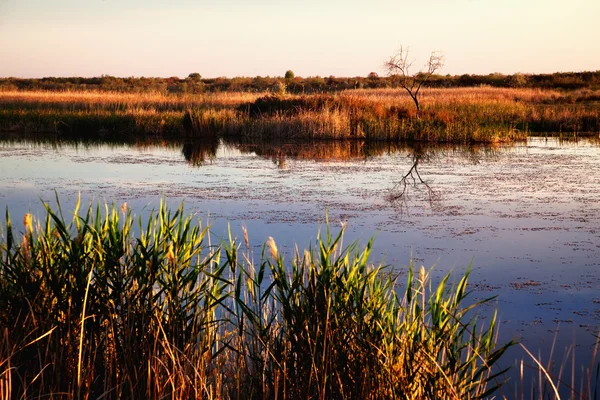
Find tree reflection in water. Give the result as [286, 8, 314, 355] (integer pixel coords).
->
[386, 143, 503, 213]
[161, 137, 505, 213]
[181, 139, 219, 166]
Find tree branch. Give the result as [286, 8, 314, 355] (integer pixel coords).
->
[384, 46, 444, 113]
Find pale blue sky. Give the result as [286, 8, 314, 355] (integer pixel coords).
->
[0, 0, 598, 78]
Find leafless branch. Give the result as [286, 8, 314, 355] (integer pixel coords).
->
[384, 46, 444, 112]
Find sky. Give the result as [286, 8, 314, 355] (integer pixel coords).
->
[0, 0, 598, 78]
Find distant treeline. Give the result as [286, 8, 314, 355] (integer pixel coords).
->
[1, 70, 600, 93]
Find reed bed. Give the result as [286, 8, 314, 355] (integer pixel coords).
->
[0, 90, 261, 111]
[0, 88, 598, 142]
[0, 199, 519, 399]
[345, 87, 600, 104]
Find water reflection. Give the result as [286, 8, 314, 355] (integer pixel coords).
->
[386, 143, 505, 210]
[0, 131, 512, 164]
[221, 138, 511, 167]
[181, 139, 219, 166]
[4, 132, 599, 211]
[225, 139, 405, 165]
[3, 133, 600, 212]
[4, 131, 597, 167]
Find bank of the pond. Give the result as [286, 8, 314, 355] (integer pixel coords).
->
[1, 88, 598, 142]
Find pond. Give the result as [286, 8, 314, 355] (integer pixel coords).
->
[1, 135, 599, 394]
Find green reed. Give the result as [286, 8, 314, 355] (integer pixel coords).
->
[0, 198, 535, 399]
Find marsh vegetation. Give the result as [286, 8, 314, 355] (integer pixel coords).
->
[0, 87, 598, 143]
[0, 201, 512, 399]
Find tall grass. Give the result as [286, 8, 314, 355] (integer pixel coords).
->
[0, 199, 515, 399]
[1, 88, 598, 142]
[0, 90, 260, 137]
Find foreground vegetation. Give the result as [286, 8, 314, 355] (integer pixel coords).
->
[0, 199, 512, 399]
[1, 201, 598, 399]
[0, 87, 598, 143]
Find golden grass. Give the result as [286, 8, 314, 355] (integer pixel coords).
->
[0, 90, 262, 111]
[1, 87, 596, 110]
[345, 87, 562, 103]
[0, 87, 598, 141]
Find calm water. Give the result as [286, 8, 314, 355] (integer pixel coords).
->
[1, 136, 599, 393]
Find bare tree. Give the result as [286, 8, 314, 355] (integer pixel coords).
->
[384, 46, 444, 113]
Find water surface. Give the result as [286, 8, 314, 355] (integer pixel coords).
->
[1, 136, 599, 392]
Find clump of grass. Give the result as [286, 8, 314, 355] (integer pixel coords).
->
[0, 198, 550, 399]
[182, 108, 238, 137]
[228, 223, 513, 399]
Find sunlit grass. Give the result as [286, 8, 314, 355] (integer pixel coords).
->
[0, 87, 598, 142]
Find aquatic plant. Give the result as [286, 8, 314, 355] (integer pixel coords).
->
[0, 199, 515, 399]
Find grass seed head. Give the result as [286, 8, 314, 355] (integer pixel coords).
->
[167, 242, 175, 264]
[23, 213, 32, 232]
[242, 225, 249, 249]
[418, 265, 426, 284]
[267, 236, 278, 259]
